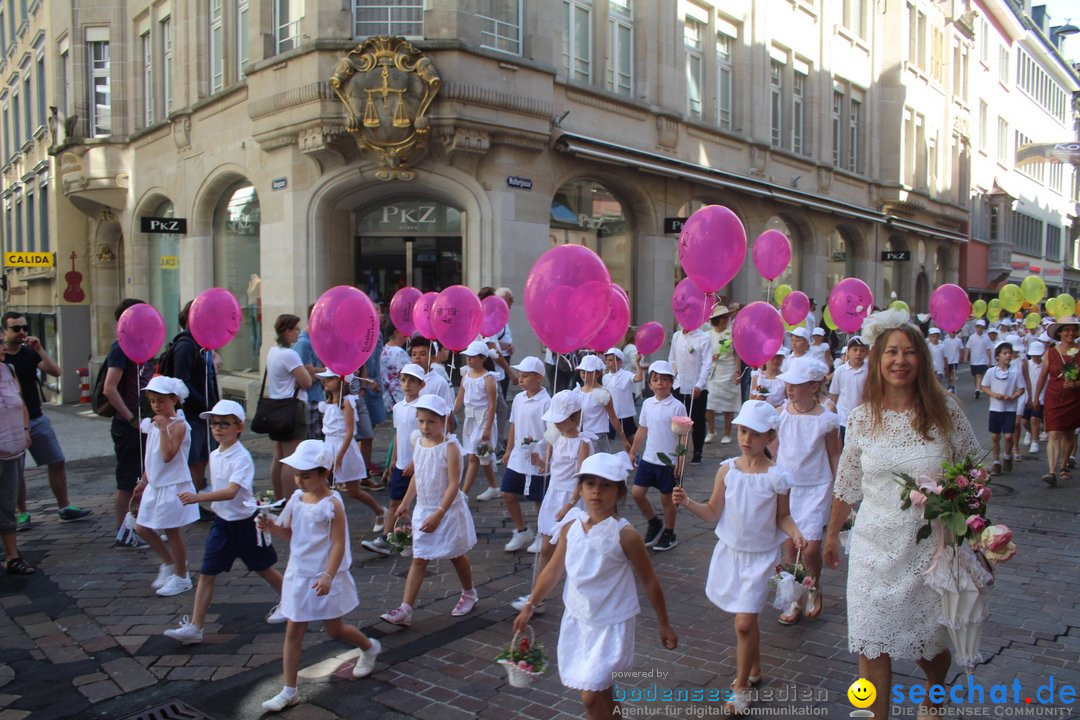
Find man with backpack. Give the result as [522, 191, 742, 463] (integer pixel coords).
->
[3, 311, 91, 530]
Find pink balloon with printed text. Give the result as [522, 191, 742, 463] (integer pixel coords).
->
[480, 295, 510, 337]
[588, 285, 631, 352]
[524, 244, 612, 354]
[309, 286, 379, 376]
[411, 292, 439, 340]
[827, 278, 874, 334]
[677, 205, 747, 293]
[731, 302, 784, 367]
[189, 288, 242, 350]
[389, 286, 422, 337]
[117, 303, 166, 364]
[780, 291, 810, 327]
[635, 322, 665, 356]
[432, 285, 483, 351]
[752, 229, 792, 282]
[930, 284, 971, 334]
[672, 277, 710, 331]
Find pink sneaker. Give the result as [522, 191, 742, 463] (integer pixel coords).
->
[451, 591, 478, 617]
[380, 604, 413, 626]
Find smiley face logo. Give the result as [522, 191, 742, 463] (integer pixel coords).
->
[847, 678, 876, 709]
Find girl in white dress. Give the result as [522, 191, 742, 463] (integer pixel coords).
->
[575, 355, 630, 455]
[317, 371, 386, 530]
[134, 376, 200, 597]
[775, 356, 841, 624]
[381, 394, 478, 626]
[750, 348, 788, 408]
[510, 390, 594, 613]
[257, 440, 382, 713]
[824, 314, 982, 720]
[455, 341, 498, 496]
[514, 453, 678, 720]
[674, 400, 806, 715]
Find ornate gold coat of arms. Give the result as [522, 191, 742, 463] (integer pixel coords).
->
[331, 36, 441, 180]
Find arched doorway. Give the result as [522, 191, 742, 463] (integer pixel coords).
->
[147, 200, 181, 340]
[825, 228, 856, 294]
[915, 272, 930, 313]
[883, 236, 908, 305]
[213, 182, 261, 372]
[934, 245, 950, 288]
[551, 179, 633, 293]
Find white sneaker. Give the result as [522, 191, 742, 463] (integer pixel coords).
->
[163, 616, 203, 645]
[265, 604, 287, 624]
[353, 638, 382, 678]
[526, 536, 542, 554]
[704, 432, 715, 444]
[511, 595, 546, 613]
[1030, 442, 1040, 454]
[504, 528, 535, 552]
[1040, 432, 1049, 442]
[372, 509, 387, 534]
[261, 689, 299, 712]
[477, 486, 501, 501]
[721, 435, 732, 444]
[151, 563, 174, 590]
[1023, 432, 1033, 446]
[156, 573, 193, 597]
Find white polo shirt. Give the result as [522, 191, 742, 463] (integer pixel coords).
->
[602, 368, 636, 419]
[966, 333, 993, 366]
[208, 442, 256, 521]
[828, 362, 868, 427]
[943, 336, 963, 364]
[421, 367, 455, 408]
[982, 365, 1022, 413]
[392, 398, 419, 469]
[638, 393, 684, 465]
[507, 388, 551, 475]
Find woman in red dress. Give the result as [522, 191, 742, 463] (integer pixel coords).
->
[1034, 317, 1079, 485]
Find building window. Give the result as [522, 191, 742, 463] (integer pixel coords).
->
[60, 44, 71, 117]
[14, 197, 23, 252]
[930, 26, 944, 83]
[1049, 164, 1063, 194]
[848, 95, 862, 172]
[478, 0, 522, 56]
[21, 70, 30, 143]
[35, 52, 44, 128]
[87, 36, 110, 137]
[952, 41, 968, 101]
[607, 0, 632, 95]
[0, 8, 5, 55]
[353, 0, 422, 39]
[142, 31, 153, 126]
[25, 191, 34, 252]
[2, 200, 10, 253]
[162, 17, 173, 115]
[564, 0, 592, 83]
[1, 102, 8, 160]
[843, 0, 865, 38]
[997, 44, 1009, 85]
[210, 0, 224, 92]
[1046, 225, 1062, 261]
[1012, 212, 1042, 256]
[906, 3, 926, 70]
[716, 30, 733, 130]
[275, 0, 303, 54]
[978, 18, 989, 64]
[978, 100, 987, 151]
[792, 69, 805, 155]
[685, 17, 703, 118]
[237, 0, 249, 78]
[769, 59, 782, 147]
[38, 176, 47, 250]
[996, 117, 1008, 165]
[11, 87, 20, 148]
[832, 91, 843, 168]
[213, 182, 262, 373]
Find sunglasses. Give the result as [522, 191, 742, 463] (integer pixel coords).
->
[208, 420, 237, 428]
[7, 324, 29, 333]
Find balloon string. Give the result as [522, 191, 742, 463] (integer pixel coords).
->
[204, 350, 212, 463]
[137, 363, 145, 481]
[528, 352, 560, 596]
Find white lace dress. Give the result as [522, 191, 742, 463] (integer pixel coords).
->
[834, 401, 981, 661]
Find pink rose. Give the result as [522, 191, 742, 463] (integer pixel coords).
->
[975, 484, 991, 501]
[971, 469, 989, 483]
[908, 489, 928, 507]
[518, 660, 529, 669]
[956, 476, 969, 489]
[980, 524, 1013, 552]
[802, 577, 815, 588]
[983, 541, 1017, 563]
[671, 416, 694, 436]
[965, 515, 987, 533]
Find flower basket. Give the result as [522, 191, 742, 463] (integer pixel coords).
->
[768, 549, 816, 611]
[386, 517, 413, 554]
[495, 626, 547, 688]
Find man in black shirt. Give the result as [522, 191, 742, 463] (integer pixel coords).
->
[168, 301, 218, 496]
[2, 312, 92, 528]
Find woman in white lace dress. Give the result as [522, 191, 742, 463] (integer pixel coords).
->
[824, 316, 981, 720]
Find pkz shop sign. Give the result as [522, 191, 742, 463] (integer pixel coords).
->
[140, 216, 188, 234]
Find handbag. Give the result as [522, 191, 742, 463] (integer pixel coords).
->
[251, 370, 307, 437]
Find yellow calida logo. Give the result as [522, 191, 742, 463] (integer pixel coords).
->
[847, 678, 877, 708]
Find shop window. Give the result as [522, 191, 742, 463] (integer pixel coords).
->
[148, 201, 181, 342]
[213, 182, 261, 372]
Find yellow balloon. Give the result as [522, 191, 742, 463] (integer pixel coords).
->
[1024, 313, 1041, 330]
[824, 306, 838, 331]
[971, 299, 987, 318]
[1020, 276, 1046, 305]
[774, 284, 793, 306]
[1056, 294, 1076, 317]
[890, 300, 910, 313]
[998, 284, 1023, 313]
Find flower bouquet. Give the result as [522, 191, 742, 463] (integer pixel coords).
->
[476, 442, 494, 459]
[386, 519, 413, 554]
[496, 626, 547, 688]
[254, 490, 286, 547]
[768, 555, 816, 612]
[1062, 347, 1078, 386]
[657, 416, 693, 486]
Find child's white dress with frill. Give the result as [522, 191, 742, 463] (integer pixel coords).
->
[411, 435, 476, 560]
[138, 415, 199, 530]
[552, 508, 640, 692]
[776, 407, 839, 541]
[277, 489, 358, 622]
[575, 386, 613, 453]
[705, 459, 793, 613]
[536, 433, 593, 538]
[320, 396, 367, 483]
[460, 372, 497, 461]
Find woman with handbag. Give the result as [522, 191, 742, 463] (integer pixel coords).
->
[264, 315, 314, 499]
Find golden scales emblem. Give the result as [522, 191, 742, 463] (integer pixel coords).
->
[331, 36, 441, 180]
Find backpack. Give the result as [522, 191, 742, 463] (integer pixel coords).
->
[90, 362, 116, 418]
[157, 332, 187, 378]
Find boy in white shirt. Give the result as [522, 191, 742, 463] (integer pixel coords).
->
[630, 361, 684, 553]
[828, 337, 869, 444]
[500, 357, 551, 553]
[363, 364, 426, 556]
[943, 331, 963, 393]
[965, 320, 993, 399]
[927, 328, 946, 383]
[410, 336, 456, 432]
[166, 401, 283, 644]
[603, 348, 640, 441]
[981, 342, 1023, 475]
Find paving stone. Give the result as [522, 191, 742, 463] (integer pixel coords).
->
[101, 657, 157, 692]
[77, 679, 123, 703]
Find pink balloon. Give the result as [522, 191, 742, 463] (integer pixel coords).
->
[752, 229, 792, 282]
[613, 283, 629, 306]
[524, 245, 612, 354]
[828, 278, 874, 334]
[390, 287, 422, 337]
[672, 277, 710, 331]
[731, 302, 784, 367]
[309, 286, 379, 376]
[780, 291, 810, 326]
[677, 205, 748, 293]
[188, 288, 242, 350]
[411, 292, 439, 340]
[480, 295, 510, 338]
[432, 285, 483, 351]
[117, 303, 166, 365]
[635, 322, 665, 356]
[930, 284, 972, 334]
[588, 286, 631, 352]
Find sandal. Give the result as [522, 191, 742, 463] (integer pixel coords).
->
[778, 601, 802, 625]
[5, 557, 36, 575]
[729, 674, 761, 689]
[804, 590, 824, 619]
[725, 689, 752, 716]
[1042, 473, 1058, 487]
[1060, 470, 1072, 482]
